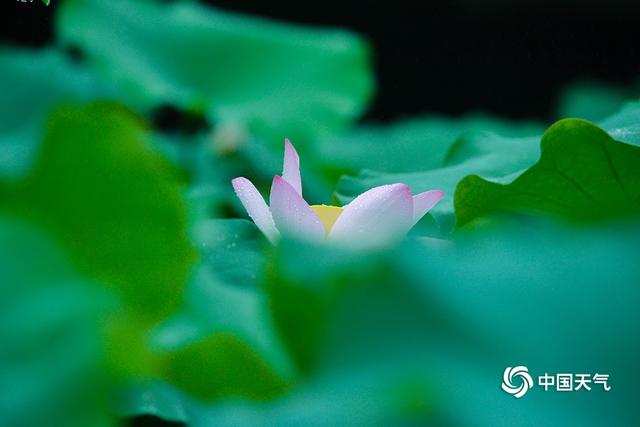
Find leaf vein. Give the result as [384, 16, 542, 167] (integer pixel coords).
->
[537, 166, 598, 204]
[598, 138, 636, 207]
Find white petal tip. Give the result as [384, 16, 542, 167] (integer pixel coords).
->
[231, 176, 280, 244]
[282, 139, 302, 196]
[431, 190, 445, 200]
[412, 189, 445, 226]
[284, 138, 299, 160]
[231, 176, 247, 188]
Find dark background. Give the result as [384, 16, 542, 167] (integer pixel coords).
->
[2, 0, 640, 122]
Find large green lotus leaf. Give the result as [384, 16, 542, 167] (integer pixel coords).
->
[393, 223, 640, 426]
[191, 219, 267, 290]
[189, 369, 447, 426]
[0, 48, 112, 180]
[121, 328, 447, 425]
[554, 80, 640, 122]
[258, 224, 640, 426]
[119, 222, 640, 426]
[57, 0, 374, 146]
[0, 216, 114, 427]
[120, 368, 448, 427]
[336, 103, 640, 233]
[0, 103, 196, 380]
[455, 119, 640, 227]
[316, 114, 542, 178]
[149, 219, 292, 401]
[265, 237, 466, 376]
[160, 331, 289, 402]
[150, 267, 292, 402]
[266, 241, 380, 374]
[337, 131, 542, 233]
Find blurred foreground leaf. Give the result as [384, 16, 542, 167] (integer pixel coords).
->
[1, 103, 196, 379]
[163, 332, 288, 402]
[150, 219, 291, 401]
[121, 369, 445, 427]
[124, 222, 640, 426]
[0, 48, 111, 180]
[2, 102, 195, 320]
[0, 217, 113, 427]
[267, 225, 640, 426]
[396, 223, 640, 426]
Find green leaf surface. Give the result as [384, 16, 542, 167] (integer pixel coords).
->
[194, 218, 267, 290]
[57, 0, 374, 145]
[162, 332, 288, 402]
[3, 3, 638, 424]
[270, 225, 640, 426]
[150, 220, 292, 401]
[151, 267, 293, 401]
[337, 103, 640, 233]
[121, 369, 445, 427]
[395, 223, 640, 426]
[0, 48, 111, 180]
[123, 223, 640, 426]
[267, 241, 373, 374]
[317, 114, 542, 178]
[2, 102, 196, 321]
[0, 216, 114, 427]
[455, 118, 640, 227]
[337, 130, 542, 233]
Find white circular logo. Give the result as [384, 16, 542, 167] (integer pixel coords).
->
[502, 366, 533, 398]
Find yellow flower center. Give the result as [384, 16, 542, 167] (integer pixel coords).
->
[311, 205, 343, 234]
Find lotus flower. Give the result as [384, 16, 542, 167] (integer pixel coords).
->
[232, 139, 444, 248]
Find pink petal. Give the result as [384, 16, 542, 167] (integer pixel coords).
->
[232, 177, 279, 244]
[412, 190, 445, 226]
[269, 176, 324, 242]
[328, 183, 414, 247]
[282, 138, 302, 196]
